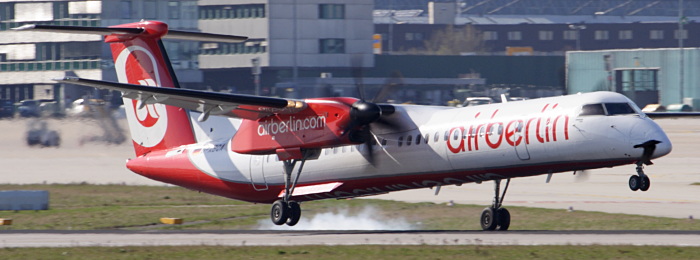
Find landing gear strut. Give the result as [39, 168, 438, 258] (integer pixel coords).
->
[628, 162, 650, 192]
[270, 158, 306, 226]
[480, 178, 511, 231]
[630, 140, 659, 192]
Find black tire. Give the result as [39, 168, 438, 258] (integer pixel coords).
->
[270, 200, 288, 225]
[496, 208, 511, 231]
[629, 175, 641, 191]
[640, 176, 651, 191]
[286, 201, 302, 226]
[480, 207, 497, 231]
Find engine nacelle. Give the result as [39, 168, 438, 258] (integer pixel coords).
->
[231, 97, 360, 155]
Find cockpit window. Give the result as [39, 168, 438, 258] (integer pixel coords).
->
[604, 103, 637, 115]
[580, 102, 639, 117]
[579, 104, 605, 116]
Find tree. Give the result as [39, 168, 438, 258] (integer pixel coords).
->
[420, 25, 487, 55]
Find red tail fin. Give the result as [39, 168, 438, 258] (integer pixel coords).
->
[106, 21, 195, 156]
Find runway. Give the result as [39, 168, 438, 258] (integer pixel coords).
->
[2, 118, 696, 219]
[2, 230, 700, 247]
[0, 118, 699, 248]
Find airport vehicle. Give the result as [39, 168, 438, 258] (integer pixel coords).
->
[15, 21, 672, 230]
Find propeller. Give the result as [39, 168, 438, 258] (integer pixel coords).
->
[344, 55, 401, 165]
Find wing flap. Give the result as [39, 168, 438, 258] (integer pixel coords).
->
[277, 182, 344, 198]
[55, 77, 305, 120]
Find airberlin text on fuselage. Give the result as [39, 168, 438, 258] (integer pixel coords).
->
[257, 115, 327, 136]
[447, 105, 570, 154]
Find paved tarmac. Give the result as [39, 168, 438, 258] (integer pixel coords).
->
[1, 230, 700, 247]
[0, 117, 698, 219]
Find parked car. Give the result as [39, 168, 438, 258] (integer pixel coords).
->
[462, 97, 494, 107]
[0, 99, 14, 118]
[17, 100, 41, 117]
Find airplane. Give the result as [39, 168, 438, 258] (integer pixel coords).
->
[14, 20, 672, 231]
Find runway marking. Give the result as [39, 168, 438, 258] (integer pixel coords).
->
[2, 230, 700, 247]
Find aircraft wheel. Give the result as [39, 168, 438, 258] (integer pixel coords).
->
[628, 175, 641, 191]
[286, 201, 302, 226]
[480, 207, 497, 231]
[270, 200, 288, 225]
[496, 208, 511, 231]
[640, 176, 651, 191]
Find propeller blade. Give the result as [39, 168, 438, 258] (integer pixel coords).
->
[372, 71, 404, 103]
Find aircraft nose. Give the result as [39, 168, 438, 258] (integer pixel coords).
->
[650, 132, 672, 159]
[635, 119, 672, 159]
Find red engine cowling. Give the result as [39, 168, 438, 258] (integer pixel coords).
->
[231, 97, 360, 155]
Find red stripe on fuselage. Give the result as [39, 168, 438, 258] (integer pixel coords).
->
[126, 150, 634, 204]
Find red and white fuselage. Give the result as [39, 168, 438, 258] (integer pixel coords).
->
[125, 92, 672, 204]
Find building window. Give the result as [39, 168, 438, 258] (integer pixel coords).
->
[168, 1, 180, 19]
[650, 30, 664, 40]
[199, 4, 266, 19]
[594, 30, 609, 40]
[563, 30, 578, 40]
[0, 3, 14, 22]
[616, 69, 658, 92]
[483, 31, 498, 40]
[319, 39, 345, 54]
[120, 0, 132, 19]
[619, 30, 633, 40]
[404, 32, 424, 41]
[675, 29, 688, 40]
[539, 31, 553, 40]
[507, 31, 521, 41]
[53, 2, 68, 19]
[319, 4, 344, 19]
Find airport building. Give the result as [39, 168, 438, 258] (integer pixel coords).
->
[567, 48, 700, 109]
[0, 0, 699, 109]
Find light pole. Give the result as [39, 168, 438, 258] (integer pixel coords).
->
[679, 0, 685, 103]
[568, 24, 586, 51]
[251, 57, 261, 96]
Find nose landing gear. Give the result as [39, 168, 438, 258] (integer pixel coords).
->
[629, 140, 660, 192]
[628, 164, 650, 191]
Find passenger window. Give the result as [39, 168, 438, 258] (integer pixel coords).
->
[444, 131, 449, 141]
[580, 104, 605, 116]
[605, 103, 637, 115]
[453, 129, 461, 140]
[406, 135, 412, 146]
[434, 132, 439, 142]
[424, 134, 429, 144]
[398, 136, 403, 147]
[415, 134, 421, 145]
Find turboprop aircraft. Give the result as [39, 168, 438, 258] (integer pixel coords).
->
[14, 21, 672, 231]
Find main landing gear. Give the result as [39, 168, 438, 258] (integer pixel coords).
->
[270, 158, 306, 226]
[480, 178, 511, 231]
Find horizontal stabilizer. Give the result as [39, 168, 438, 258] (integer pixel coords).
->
[13, 24, 247, 43]
[55, 77, 305, 120]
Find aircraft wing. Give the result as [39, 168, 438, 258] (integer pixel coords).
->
[55, 77, 305, 121]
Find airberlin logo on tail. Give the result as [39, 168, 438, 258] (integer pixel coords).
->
[132, 79, 160, 128]
[114, 45, 168, 147]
